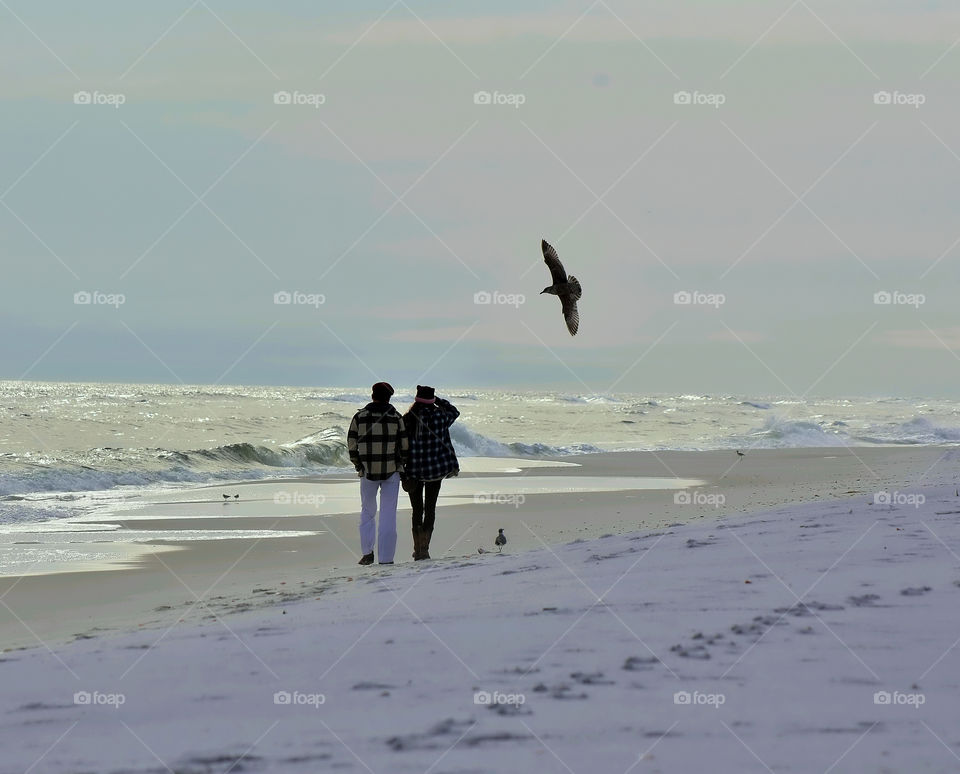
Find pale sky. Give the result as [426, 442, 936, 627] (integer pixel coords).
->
[1, 1, 959, 396]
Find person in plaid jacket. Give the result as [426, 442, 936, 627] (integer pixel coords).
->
[348, 382, 408, 565]
[401, 385, 459, 560]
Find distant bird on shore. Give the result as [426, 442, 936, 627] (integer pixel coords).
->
[222, 494, 231, 500]
[736, 450, 745, 460]
[540, 239, 581, 336]
[234, 494, 239, 499]
[495, 528, 507, 552]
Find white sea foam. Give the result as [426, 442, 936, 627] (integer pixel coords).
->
[2, 382, 959, 528]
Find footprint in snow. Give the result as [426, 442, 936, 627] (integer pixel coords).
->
[486, 701, 532, 716]
[623, 656, 659, 671]
[532, 682, 589, 700]
[387, 718, 475, 752]
[669, 643, 710, 660]
[847, 594, 882, 607]
[570, 671, 615, 685]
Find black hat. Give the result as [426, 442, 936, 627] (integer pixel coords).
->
[371, 382, 394, 402]
[415, 385, 436, 404]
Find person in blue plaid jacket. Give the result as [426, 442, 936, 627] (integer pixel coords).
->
[401, 385, 459, 560]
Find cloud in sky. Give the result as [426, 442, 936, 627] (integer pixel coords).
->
[1, 1, 959, 395]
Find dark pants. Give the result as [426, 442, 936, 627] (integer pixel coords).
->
[408, 479, 442, 533]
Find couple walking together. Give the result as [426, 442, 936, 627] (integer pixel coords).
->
[347, 382, 459, 565]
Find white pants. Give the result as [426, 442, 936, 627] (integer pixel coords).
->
[359, 473, 399, 563]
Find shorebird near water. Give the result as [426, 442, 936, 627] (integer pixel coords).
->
[540, 239, 581, 336]
[495, 528, 507, 552]
[736, 450, 745, 460]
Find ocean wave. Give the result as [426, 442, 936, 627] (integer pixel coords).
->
[730, 414, 960, 449]
[0, 430, 350, 498]
[321, 392, 373, 403]
[558, 395, 623, 405]
[450, 425, 603, 457]
[854, 416, 960, 445]
[725, 415, 853, 449]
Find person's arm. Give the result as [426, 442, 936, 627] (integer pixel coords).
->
[347, 415, 363, 474]
[396, 416, 409, 474]
[436, 397, 459, 426]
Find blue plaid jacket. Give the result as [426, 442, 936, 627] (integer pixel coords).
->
[403, 398, 460, 481]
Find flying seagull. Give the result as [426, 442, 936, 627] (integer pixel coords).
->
[540, 239, 581, 336]
[495, 528, 507, 552]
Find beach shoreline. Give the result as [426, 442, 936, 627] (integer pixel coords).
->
[3, 458, 960, 772]
[0, 445, 954, 653]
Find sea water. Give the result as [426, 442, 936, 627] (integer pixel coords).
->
[1, 381, 958, 570]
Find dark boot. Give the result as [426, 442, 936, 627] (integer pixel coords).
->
[358, 552, 374, 566]
[421, 530, 433, 560]
[411, 528, 423, 560]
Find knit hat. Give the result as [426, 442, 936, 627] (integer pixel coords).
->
[371, 382, 394, 402]
[415, 385, 436, 404]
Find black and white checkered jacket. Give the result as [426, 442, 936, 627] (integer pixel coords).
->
[348, 402, 409, 481]
[403, 398, 460, 482]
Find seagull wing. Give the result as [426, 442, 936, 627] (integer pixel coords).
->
[541, 239, 568, 285]
[560, 295, 579, 336]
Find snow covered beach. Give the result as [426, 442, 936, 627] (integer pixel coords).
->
[2, 447, 960, 772]
[0, 446, 949, 650]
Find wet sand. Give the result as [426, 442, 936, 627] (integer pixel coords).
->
[0, 446, 954, 651]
